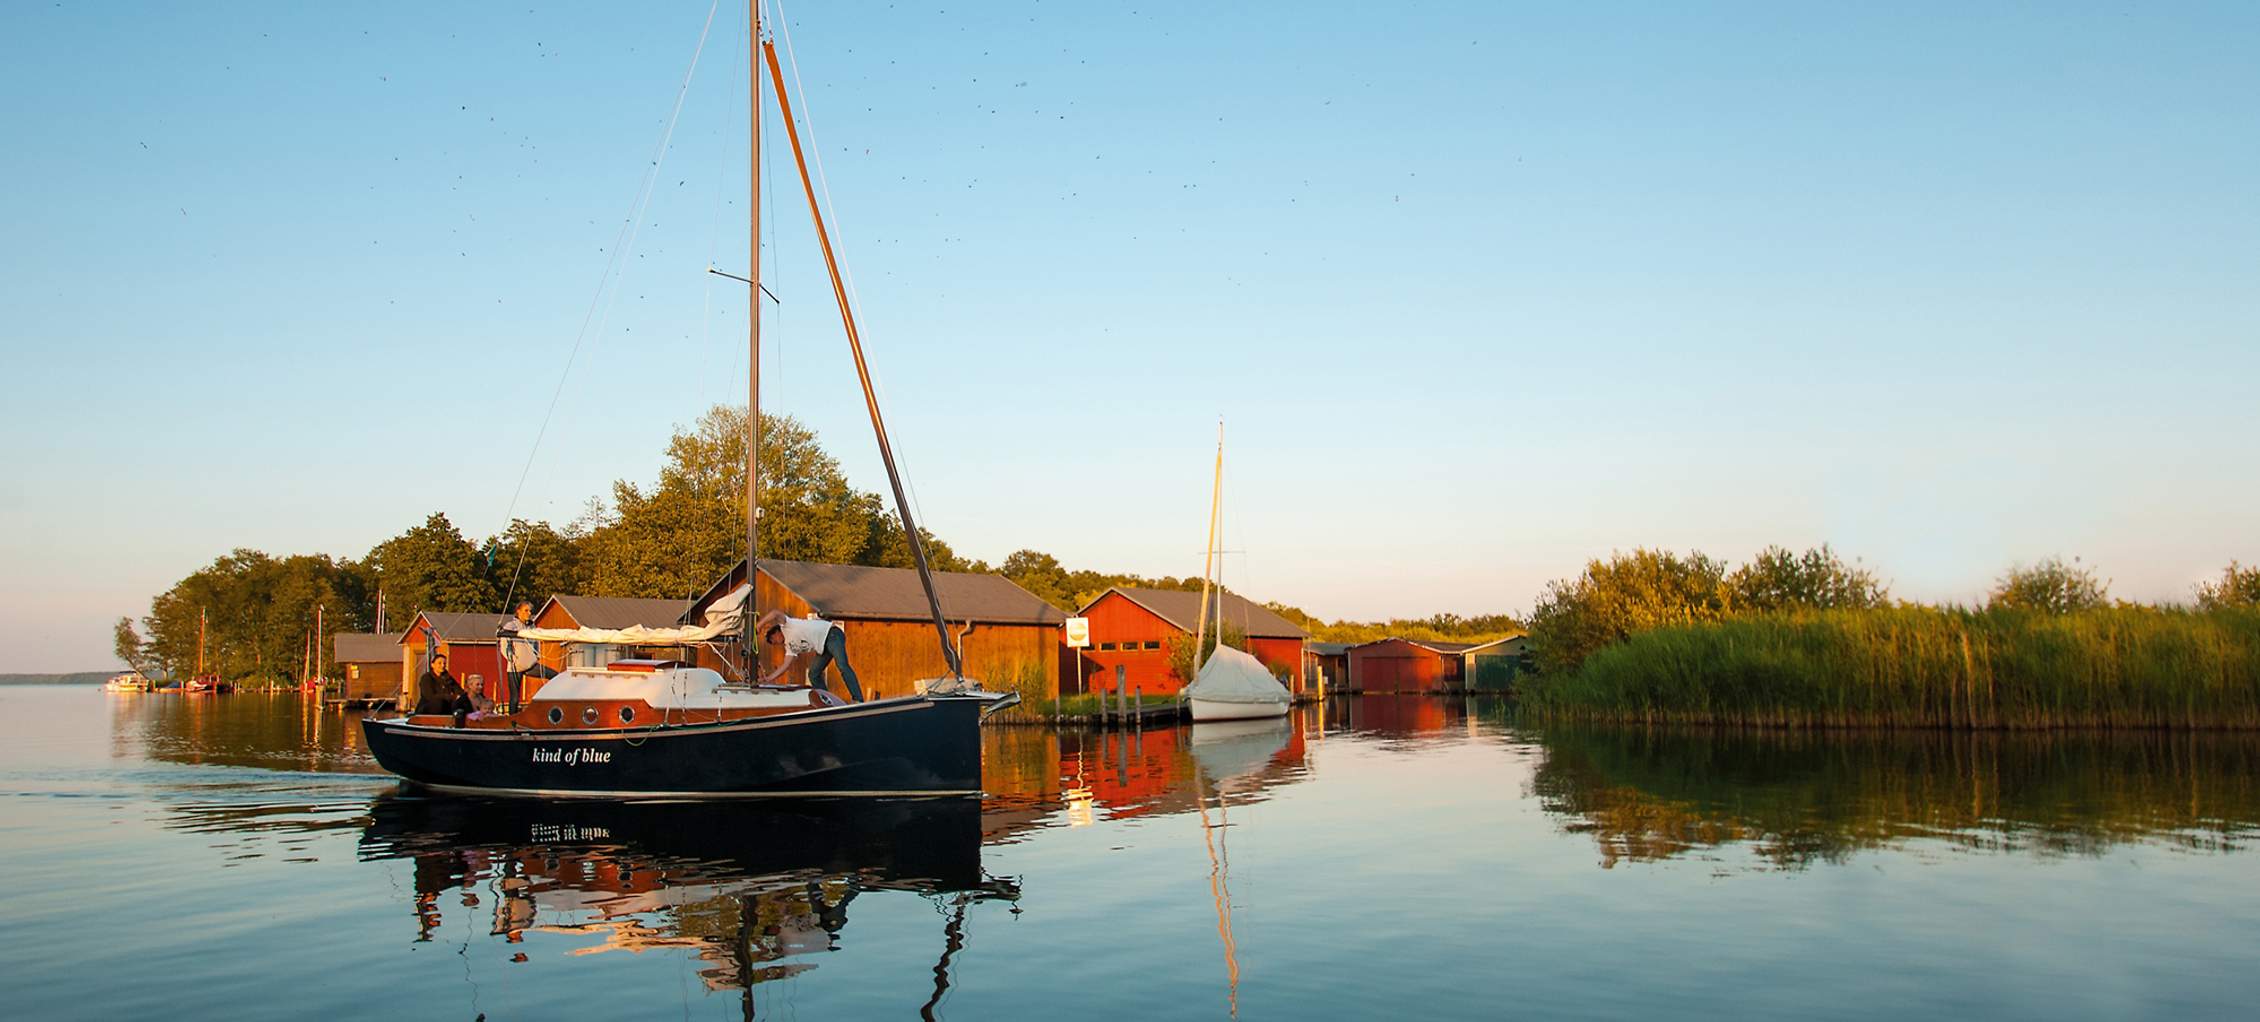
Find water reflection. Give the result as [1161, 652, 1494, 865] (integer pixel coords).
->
[358, 795, 1018, 1010]
[112, 690, 385, 774]
[1530, 727, 2260, 868]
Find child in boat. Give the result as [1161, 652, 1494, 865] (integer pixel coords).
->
[756, 609, 863, 702]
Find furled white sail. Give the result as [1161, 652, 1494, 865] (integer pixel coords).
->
[1183, 646, 1291, 706]
[516, 584, 748, 645]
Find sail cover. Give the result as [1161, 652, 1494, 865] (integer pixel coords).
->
[1183, 646, 1291, 705]
[516, 584, 749, 645]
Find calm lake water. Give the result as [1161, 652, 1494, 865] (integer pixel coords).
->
[4, 686, 2257, 1019]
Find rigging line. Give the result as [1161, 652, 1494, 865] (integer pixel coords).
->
[500, 0, 725, 611]
[768, 0, 943, 556]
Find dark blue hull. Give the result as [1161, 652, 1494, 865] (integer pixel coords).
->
[360, 695, 988, 798]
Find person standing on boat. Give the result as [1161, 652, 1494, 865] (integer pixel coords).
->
[755, 609, 863, 702]
[497, 601, 535, 713]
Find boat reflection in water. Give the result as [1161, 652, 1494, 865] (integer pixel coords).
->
[358, 794, 1018, 1008]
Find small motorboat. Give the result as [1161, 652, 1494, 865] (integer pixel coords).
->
[103, 673, 152, 693]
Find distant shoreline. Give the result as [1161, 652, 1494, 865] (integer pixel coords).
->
[0, 672, 119, 686]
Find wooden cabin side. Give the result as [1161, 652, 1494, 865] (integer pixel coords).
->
[1077, 591, 1181, 696]
[1245, 635, 1307, 693]
[1347, 638, 1449, 693]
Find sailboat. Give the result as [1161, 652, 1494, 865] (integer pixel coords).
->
[183, 606, 234, 694]
[361, 2, 1014, 798]
[1183, 424, 1291, 722]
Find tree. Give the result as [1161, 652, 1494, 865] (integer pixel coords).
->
[1988, 557, 2109, 613]
[579, 405, 917, 598]
[1528, 549, 1730, 674]
[1727, 545, 1889, 614]
[113, 618, 157, 678]
[1166, 622, 1248, 686]
[367, 513, 496, 617]
[1000, 550, 1073, 609]
[2195, 561, 2260, 610]
[484, 518, 585, 607]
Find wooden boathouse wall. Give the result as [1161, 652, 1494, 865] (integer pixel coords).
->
[1346, 638, 1464, 693]
[1074, 590, 1181, 696]
[1073, 590, 1307, 697]
[685, 563, 1067, 706]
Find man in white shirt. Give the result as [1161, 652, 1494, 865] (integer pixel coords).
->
[756, 609, 864, 702]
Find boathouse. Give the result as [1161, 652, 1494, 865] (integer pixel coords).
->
[1460, 635, 1529, 691]
[397, 611, 512, 707]
[685, 558, 1069, 704]
[1072, 587, 1309, 697]
[1304, 642, 1352, 692]
[331, 632, 403, 704]
[528, 595, 695, 688]
[1344, 637, 1477, 693]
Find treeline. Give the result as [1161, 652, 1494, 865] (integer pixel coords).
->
[1519, 547, 2260, 728]
[122, 403, 1521, 681]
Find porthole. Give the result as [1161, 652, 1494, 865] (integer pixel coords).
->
[582, 706, 600, 725]
[547, 707, 564, 725]
[619, 706, 636, 724]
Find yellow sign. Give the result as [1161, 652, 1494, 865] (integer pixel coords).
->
[1064, 617, 1091, 648]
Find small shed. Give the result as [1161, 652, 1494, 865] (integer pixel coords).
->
[1345, 638, 1477, 693]
[1072, 587, 1309, 697]
[1303, 642, 1352, 693]
[1461, 635, 1529, 691]
[529, 595, 695, 691]
[398, 611, 511, 708]
[686, 558, 1068, 704]
[331, 632, 403, 704]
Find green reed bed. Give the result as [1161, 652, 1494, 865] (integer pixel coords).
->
[1520, 606, 2260, 728]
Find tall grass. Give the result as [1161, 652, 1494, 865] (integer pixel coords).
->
[1519, 606, 2260, 728]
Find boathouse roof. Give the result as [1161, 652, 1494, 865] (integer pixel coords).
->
[1307, 641, 1354, 656]
[688, 558, 1066, 627]
[1084, 587, 1310, 640]
[536, 595, 692, 631]
[402, 611, 513, 643]
[333, 632, 402, 664]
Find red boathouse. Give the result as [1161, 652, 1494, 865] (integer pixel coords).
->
[1073, 587, 1309, 697]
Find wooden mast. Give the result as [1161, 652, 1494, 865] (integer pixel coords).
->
[763, 39, 964, 679]
[1194, 420, 1223, 673]
[742, 0, 764, 679]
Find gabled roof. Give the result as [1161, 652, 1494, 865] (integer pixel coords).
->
[690, 558, 1065, 626]
[1348, 636, 1471, 654]
[1083, 587, 1309, 640]
[1307, 641, 1354, 656]
[1347, 635, 1522, 655]
[537, 595, 693, 631]
[1459, 634, 1527, 655]
[333, 632, 403, 663]
[401, 611, 513, 643]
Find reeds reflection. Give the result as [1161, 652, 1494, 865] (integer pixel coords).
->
[1529, 727, 2260, 868]
[356, 796, 1019, 1002]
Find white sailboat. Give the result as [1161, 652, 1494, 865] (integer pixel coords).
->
[1183, 423, 1290, 722]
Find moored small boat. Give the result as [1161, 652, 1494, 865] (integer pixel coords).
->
[103, 673, 152, 693]
[1185, 647, 1292, 721]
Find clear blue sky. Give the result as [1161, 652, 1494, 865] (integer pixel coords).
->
[3, 2, 2255, 671]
